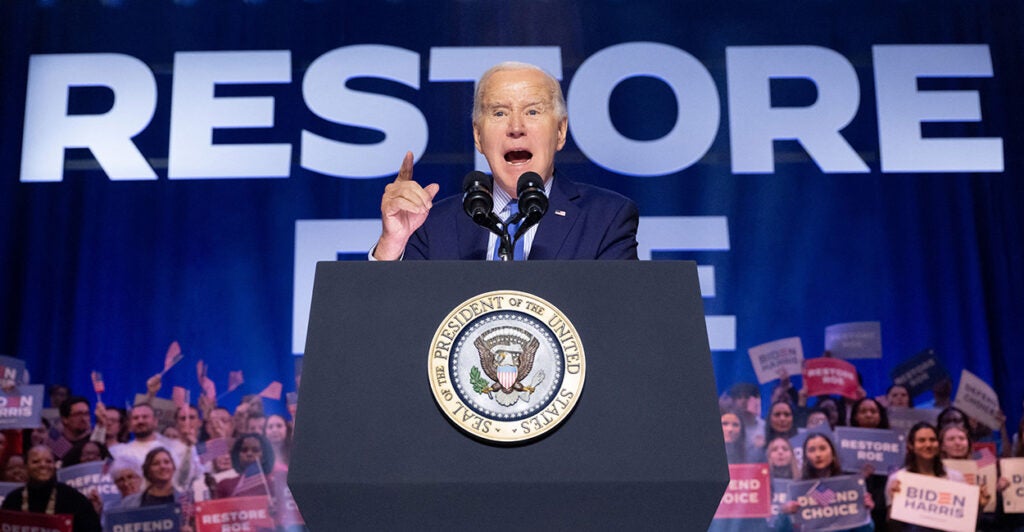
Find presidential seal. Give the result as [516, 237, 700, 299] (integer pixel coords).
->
[428, 290, 585, 443]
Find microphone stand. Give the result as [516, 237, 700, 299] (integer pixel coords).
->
[496, 211, 524, 261]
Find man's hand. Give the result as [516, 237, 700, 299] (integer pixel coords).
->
[373, 151, 439, 260]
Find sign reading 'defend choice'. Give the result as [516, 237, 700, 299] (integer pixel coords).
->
[787, 475, 870, 531]
[890, 471, 979, 532]
[57, 461, 121, 508]
[835, 427, 904, 475]
[824, 321, 882, 359]
[891, 348, 949, 398]
[713, 463, 771, 519]
[1001, 458, 1024, 514]
[748, 337, 804, 384]
[0, 384, 44, 430]
[803, 358, 859, 399]
[104, 503, 180, 532]
[953, 369, 1002, 430]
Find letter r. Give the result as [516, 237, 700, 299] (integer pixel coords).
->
[21, 53, 158, 181]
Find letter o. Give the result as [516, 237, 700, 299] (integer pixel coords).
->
[568, 42, 720, 176]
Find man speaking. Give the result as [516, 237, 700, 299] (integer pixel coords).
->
[371, 61, 639, 261]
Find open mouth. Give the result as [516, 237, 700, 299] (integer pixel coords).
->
[504, 150, 533, 164]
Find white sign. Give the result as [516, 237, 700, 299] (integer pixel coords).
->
[1001, 458, 1024, 514]
[952, 369, 1001, 430]
[748, 337, 804, 384]
[890, 471, 979, 532]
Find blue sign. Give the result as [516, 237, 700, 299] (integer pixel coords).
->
[787, 475, 871, 531]
[0, 384, 44, 430]
[104, 503, 180, 532]
[835, 427, 905, 476]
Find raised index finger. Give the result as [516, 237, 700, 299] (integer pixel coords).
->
[395, 151, 414, 182]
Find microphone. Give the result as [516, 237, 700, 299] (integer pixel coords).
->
[514, 172, 548, 239]
[462, 171, 493, 222]
[462, 171, 504, 239]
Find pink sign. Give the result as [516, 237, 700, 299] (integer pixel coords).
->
[803, 358, 859, 399]
[713, 463, 771, 519]
[195, 495, 275, 532]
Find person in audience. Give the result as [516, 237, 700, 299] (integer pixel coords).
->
[48, 384, 71, 411]
[108, 457, 143, 500]
[0, 445, 102, 531]
[204, 407, 234, 440]
[805, 407, 833, 431]
[721, 409, 749, 464]
[766, 436, 800, 480]
[232, 396, 263, 438]
[174, 404, 202, 446]
[119, 448, 182, 508]
[264, 414, 291, 472]
[2, 454, 27, 482]
[938, 423, 973, 460]
[92, 404, 130, 448]
[779, 433, 874, 530]
[725, 383, 766, 450]
[246, 414, 267, 435]
[764, 400, 798, 445]
[162, 425, 181, 440]
[849, 397, 889, 429]
[812, 396, 846, 428]
[885, 422, 988, 528]
[214, 433, 276, 499]
[937, 405, 1011, 456]
[885, 384, 912, 408]
[48, 396, 93, 460]
[60, 440, 110, 468]
[109, 402, 203, 493]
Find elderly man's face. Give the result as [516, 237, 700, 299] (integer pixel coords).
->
[473, 68, 567, 197]
[27, 447, 57, 483]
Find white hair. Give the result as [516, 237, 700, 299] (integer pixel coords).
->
[472, 61, 567, 125]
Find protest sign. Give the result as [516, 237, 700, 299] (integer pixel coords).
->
[748, 337, 804, 384]
[58, 460, 121, 508]
[0, 510, 73, 531]
[105, 503, 180, 532]
[787, 475, 870, 531]
[887, 407, 940, 438]
[973, 448, 998, 513]
[1001, 458, 1024, 514]
[134, 394, 178, 430]
[803, 358, 859, 399]
[274, 479, 307, 527]
[195, 495, 275, 532]
[890, 349, 948, 398]
[713, 463, 771, 519]
[952, 369, 1001, 430]
[835, 427, 904, 475]
[770, 479, 792, 517]
[889, 470, 979, 532]
[824, 321, 882, 359]
[0, 384, 44, 430]
[0, 355, 28, 387]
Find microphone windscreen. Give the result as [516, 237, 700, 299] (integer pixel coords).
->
[517, 171, 543, 193]
[463, 171, 492, 192]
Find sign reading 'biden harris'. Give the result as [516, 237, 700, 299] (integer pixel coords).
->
[429, 291, 585, 443]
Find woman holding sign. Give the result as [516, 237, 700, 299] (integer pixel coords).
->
[778, 434, 874, 531]
[885, 422, 990, 531]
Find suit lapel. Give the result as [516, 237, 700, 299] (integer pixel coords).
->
[456, 208, 490, 260]
[530, 175, 580, 259]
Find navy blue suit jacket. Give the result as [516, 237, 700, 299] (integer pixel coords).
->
[404, 175, 639, 260]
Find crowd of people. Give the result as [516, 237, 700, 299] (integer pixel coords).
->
[0, 375, 299, 531]
[715, 367, 1024, 531]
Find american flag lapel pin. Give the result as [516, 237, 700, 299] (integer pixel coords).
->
[555, 210, 566, 216]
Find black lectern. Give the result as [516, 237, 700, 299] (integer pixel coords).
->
[290, 261, 727, 530]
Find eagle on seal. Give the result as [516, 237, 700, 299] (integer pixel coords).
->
[474, 332, 540, 396]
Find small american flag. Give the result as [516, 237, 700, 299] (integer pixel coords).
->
[91, 371, 105, 394]
[232, 462, 268, 497]
[163, 341, 183, 372]
[808, 483, 836, 506]
[258, 381, 282, 400]
[228, 370, 244, 392]
[974, 447, 997, 468]
[198, 437, 232, 464]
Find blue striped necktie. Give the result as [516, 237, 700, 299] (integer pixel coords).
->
[494, 201, 525, 260]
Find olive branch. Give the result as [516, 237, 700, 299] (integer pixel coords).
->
[470, 366, 489, 393]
